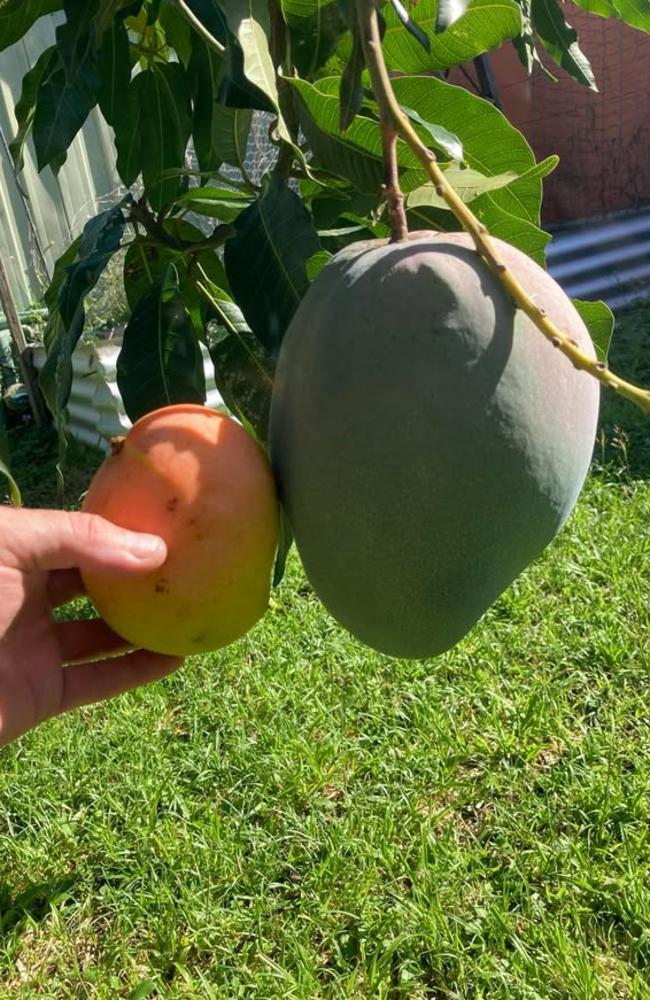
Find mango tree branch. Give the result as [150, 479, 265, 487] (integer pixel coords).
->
[355, 0, 650, 415]
[129, 200, 233, 253]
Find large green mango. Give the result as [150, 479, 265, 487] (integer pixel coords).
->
[270, 232, 600, 658]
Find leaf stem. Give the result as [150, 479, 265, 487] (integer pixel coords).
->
[193, 267, 273, 388]
[356, 9, 408, 242]
[129, 200, 233, 253]
[354, 0, 650, 414]
[173, 0, 226, 55]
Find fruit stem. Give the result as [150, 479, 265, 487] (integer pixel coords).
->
[355, 0, 650, 415]
[382, 126, 408, 243]
[356, 8, 408, 242]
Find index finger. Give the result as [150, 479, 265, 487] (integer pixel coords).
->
[0, 508, 168, 575]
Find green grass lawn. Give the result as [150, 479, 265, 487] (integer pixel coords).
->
[1, 306, 650, 998]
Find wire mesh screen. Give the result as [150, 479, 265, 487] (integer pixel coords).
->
[240, 111, 279, 186]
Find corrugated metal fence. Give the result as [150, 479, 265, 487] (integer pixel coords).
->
[0, 13, 120, 313]
[547, 208, 650, 312]
[31, 339, 228, 453]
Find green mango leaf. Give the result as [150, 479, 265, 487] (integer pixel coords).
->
[124, 221, 229, 335]
[219, 0, 296, 142]
[224, 174, 320, 355]
[220, 39, 276, 110]
[124, 243, 180, 311]
[405, 199, 550, 263]
[292, 75, 551, 232]
[9, 47, 58, 174]
[189, 38, 222, 171]
[219, 0, 276, 101]
[288, 77, 395, 192]
[189, 38, 253, 172]
[572, 0, 650, 33]
[184, 252, 231, 335]
[113, 75, 143, 186]
[512, 0, 557, 79]
[117, 269, 206, 423]
[280, 0, 339, 28]
[163, 217, 231, 257]
[175, 186, 252, 220]
[32, 27, 99, 172]
[133, 62, 193, 211]
[159, 0, 193, 64]
[97, 19, 132, 127]
[408, 168, 523, 208]
[43, 235, 84, 318]
[0, 0, 62, 53]
[391, 75, 546, 225]
[57, 0, 98, 81]
[339, 30, 365, 130]
[40, 202, 128, 424]
[200, 275, 275, 439]
[306, 249, 333, 281]
[389, 0, 431, 52]
[572, 298, 614, 362]
[93, 0, 144, 39]
[182, 0, 228, 38]
[435, 0, 470, 31]
[381, 0, 522, 75]
[183, 4, 273, 112]
[401, 106, 463, 162]
[281, 0, 347, 77]
[407, 156, 557, 210]
[190, 35, 253, 174]
[474, 208, 550, 263]
[531, 0, 597, 90]
[205, 105, 252, 170]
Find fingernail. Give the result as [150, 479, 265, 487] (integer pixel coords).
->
[127, 533, 167, 560]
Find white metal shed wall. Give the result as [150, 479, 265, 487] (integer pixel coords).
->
[0, 13, 120, 312]
[31, 339, 228, 454]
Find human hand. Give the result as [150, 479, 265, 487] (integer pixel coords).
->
[0, 507, 183, 746]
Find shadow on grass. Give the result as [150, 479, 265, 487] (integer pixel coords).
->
[3, 423, 103, 509]
[0, 875, 76, 937]
[595, 300, 650, 481]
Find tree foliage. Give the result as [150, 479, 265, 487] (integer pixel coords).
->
[4, 0, 648, 498]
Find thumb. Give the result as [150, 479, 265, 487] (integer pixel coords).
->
[1, 508, 168, 575]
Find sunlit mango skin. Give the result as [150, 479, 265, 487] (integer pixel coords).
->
[82, 404, 279, 656]
[270, 232, 600, 659]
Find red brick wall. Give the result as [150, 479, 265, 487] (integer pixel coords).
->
[450, 5, 650, 224]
